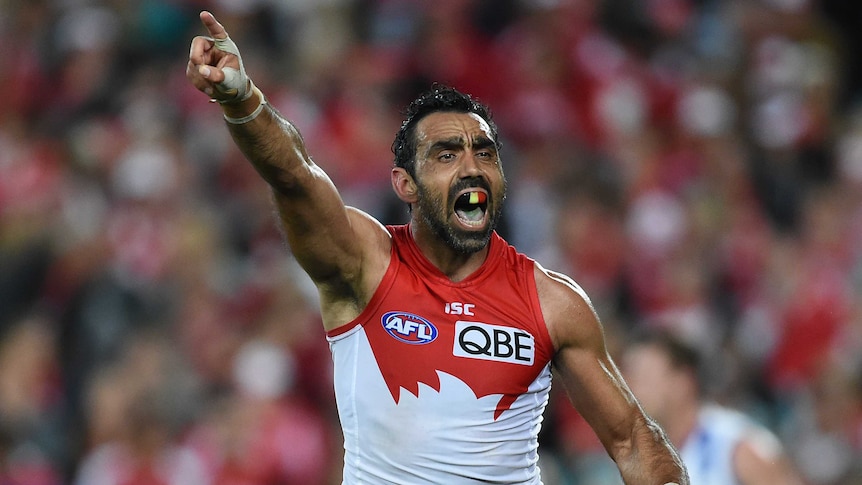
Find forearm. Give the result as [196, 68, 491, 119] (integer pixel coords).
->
[221, 86, 315, 193]
[615, 415, 689, 485]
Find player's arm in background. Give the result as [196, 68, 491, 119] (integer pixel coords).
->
[537, 264, 689, 485]
[186, 12, 390, 328]
[735, 428, 805, 485]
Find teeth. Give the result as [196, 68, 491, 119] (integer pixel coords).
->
[457, 191, 487, 206]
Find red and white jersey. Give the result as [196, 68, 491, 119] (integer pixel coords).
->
[326, 225, 555, 484]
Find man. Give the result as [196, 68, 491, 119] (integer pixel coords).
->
[621, 328, 804, 485]
[186, 11, 688, 485]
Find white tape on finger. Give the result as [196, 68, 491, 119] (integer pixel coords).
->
[213, 36, 241, 57]
[212, 35, 251, 103]
[217, 67, 243, 96]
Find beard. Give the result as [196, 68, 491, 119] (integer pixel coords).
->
[414, 176, 506, 255]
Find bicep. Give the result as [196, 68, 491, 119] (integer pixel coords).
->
[552, 319, 642, 454]
[539, 269, 642, 453]
[227, 105, 377, 285]
[271, 163, 385, 286]
[538, 267, 687, 482]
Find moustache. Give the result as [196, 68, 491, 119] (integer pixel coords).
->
[449, 177, 491, 200]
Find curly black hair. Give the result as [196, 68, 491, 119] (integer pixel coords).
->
[391, 84, 500, 178]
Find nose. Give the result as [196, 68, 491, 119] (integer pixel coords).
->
[459, 154, 482, 178]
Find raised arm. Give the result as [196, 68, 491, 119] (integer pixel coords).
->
[536, 265, 688, 485]
[186, 12, 390, 328]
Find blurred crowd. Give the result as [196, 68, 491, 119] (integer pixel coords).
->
[2, 0, 862, 484]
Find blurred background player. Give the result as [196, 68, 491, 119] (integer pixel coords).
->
[621, 327, 804, 485]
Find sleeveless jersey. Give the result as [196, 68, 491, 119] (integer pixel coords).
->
[326, 225, 555, 484]
[680, 404, 764, 485]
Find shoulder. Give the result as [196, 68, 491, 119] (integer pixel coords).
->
[698, 404, 797, 484]
[732, 420, 797, 484]
[533, 262, 592, 306]
[708, 404, 783, 464]
[347, 206, 391, 235]
[346, 207, 393, 254]
[532, 262, 602, 352]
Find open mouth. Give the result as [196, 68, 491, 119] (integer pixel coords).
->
[453, 190, 488, 227]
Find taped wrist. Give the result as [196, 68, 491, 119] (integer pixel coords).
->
[223, 83, 266, 124]
[212, 35, 251, 104]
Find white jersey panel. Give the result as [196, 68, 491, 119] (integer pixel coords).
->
[329, 324, 551, 485]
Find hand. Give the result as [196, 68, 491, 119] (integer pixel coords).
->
[186, 11, 251, 103]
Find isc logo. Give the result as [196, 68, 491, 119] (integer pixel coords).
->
[453, 321, 535, 365]
[382, 311, 438, 345]
[445, 302, 475, 316]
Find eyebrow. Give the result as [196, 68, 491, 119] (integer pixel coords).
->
[427, 137, 466, 155]
[472, 136, 497, 152]
[426, 136, 497, 155]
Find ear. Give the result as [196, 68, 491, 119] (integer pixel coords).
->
[392, 167, 418, 204]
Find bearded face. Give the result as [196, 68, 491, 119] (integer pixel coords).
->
[413, 173, 506, 255]
[399, 111, 508, 255]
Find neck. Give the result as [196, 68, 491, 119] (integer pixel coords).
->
[410, 223, 491, 282]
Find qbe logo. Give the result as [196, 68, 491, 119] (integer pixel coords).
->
[453, 321, 535, 366]
[382, 311, 438, 345]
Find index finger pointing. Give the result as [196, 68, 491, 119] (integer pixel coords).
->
[199, 11, 228, 40]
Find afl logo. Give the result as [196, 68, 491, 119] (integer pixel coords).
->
[382, 311, 438, 345]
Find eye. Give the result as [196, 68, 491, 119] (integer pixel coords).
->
[439, 152, 457, 161]
[476, 150, 498, 163]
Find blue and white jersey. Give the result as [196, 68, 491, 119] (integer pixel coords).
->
[681, 404, 777, 485]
